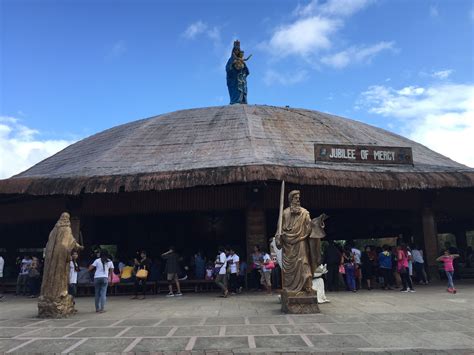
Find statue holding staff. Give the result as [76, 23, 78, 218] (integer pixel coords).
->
[275, 182, 328, 313]
[275, 189, 313, 293]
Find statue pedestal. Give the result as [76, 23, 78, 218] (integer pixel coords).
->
[281, 290, 320, 314]
[38, 295, 75, 318]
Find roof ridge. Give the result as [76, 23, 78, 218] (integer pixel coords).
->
[242, 104, 266, 164]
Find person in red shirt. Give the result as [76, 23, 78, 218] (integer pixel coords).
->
[397, 244, 415, 292]
[436, 250, 460, 293]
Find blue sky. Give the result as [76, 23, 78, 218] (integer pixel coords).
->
[1, 0, 473, 177]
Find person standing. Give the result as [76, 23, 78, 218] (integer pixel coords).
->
[270, 254, 281, 290]
[324, 241, 342, 292]
[132, 251, 152, 299]
[407, 246, 414, 286]
[162, 246, 182, 297]
[16, 256, 32, 296]
[27, 257, 41, 298]
[0, 254, 4, 299]
[378, 245, 393, 290]
[238, 259, 247, 293]
[342, 247, 356, 292]
[350, 243, 362, 290]
[261, 250, 272, 294]
[69, 251, 80, 299]
[227, 248, 240, 294]
[194, 251, 206, 280]
[397, 245, 415, 292]
[361, 246, 374, 290]
[411, 245, 428, 284]
[251, 245, 263, 290]
[437, 250, 460, 293]
[391, 246, 401, 288]
[215, 246, 228, 297]
[89, 251, 114, 313]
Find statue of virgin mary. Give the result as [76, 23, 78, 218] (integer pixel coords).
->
[226, 40, 250, 104]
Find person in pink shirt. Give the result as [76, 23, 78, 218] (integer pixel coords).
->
[436, 250, 460, 293]
[397, 244, 415, 292]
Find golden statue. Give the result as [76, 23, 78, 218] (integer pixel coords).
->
[275, 183, 327, 313]
[276, 190, 313, 292]
[38, 212, 83, 318]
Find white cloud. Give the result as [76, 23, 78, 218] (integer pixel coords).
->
[358, 83, 474, 167]
[183, 21, 207, 39]
[264, 16, 341, 57]
[0, 117, 75, 179]
[321, 41, 394, 68]
[294, 0, 374, 18]
[107, 40, 126, 58]
[262, 0, 393, 70]
[263, 69, 309, 86]
[183, 21, 221, 43]
[262, 0, 375, 58]
[397, 86, 425, 96]
[432, 69, 453, 80]
[430, 5, 439, 17]
[318, 0, 374, 17]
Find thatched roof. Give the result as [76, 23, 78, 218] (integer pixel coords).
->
[1, 105, 473, 195]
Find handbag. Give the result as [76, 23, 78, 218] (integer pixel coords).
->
[136, 267, 148, 279]
[338, 264, 345, 274]
[109, 272, 120, 284]
[265, 261, 276, 270]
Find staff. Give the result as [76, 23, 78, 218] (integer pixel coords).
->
[276, 180, 285, 289]
[277, 180, 285, 238]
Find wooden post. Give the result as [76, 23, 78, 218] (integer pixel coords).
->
[422, 207, 439, 280]
[454, 228, 468, 252]
[70, 216, 81, 243]
[245, 207, 267, 262]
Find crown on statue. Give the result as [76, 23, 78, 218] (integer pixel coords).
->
[233, 40, 241, 49]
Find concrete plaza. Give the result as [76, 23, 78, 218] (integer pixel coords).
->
[1, 281, 474, 354]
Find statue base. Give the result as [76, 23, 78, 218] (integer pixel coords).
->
[38, 295, 75, 318]
[280, 290, 320, 314]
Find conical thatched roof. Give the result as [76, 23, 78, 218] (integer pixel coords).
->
[1, 105, 473, 195]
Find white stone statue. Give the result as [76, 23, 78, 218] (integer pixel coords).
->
[312, 264, 330, 304]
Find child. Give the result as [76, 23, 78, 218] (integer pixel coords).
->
[233, 50, 252, 70]
[436, 250, 460, 293]
[205, 262, 214, 280]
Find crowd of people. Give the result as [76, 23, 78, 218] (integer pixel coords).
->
[323, 241, 464, 294]
[0, 239, 471, 307]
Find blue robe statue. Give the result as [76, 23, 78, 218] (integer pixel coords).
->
[226, 56, 249, 105]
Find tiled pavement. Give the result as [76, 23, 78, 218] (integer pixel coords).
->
[1, 281, 474, 353]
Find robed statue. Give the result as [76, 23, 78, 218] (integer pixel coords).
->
[226, 40, 250, 104]
[38, 212, 83, 318]
[275, 184, 327, 313]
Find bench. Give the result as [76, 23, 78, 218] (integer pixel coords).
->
[1, 281, 17, 294]
[156, 279, 216, 293]
[76, 279, 217, 296]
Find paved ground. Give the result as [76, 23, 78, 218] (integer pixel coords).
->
[1, 281, 474, 354]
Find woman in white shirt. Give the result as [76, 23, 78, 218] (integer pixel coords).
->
[88, 251, 114, 313]
[215, 246, 228, 297]
[68, 251, 80, 300]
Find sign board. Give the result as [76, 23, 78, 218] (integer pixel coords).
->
[314, 144, 413, 165]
